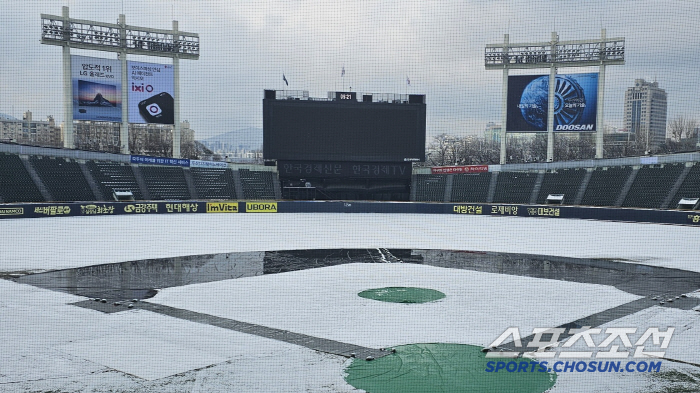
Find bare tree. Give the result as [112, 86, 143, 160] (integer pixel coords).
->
[504, 134, 530, 163]
[553, 134, 595, 161]
[426, 134, 453, 166]
[668, 115, 698, 142]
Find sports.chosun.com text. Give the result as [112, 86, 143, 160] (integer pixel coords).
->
[485, 360, 662, 373]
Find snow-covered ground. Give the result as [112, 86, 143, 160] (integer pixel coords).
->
[1, 213, 699, 273]
[1, 213, 699, 392]
[0, 279, 357, 391]
[151, 263, 641, 349]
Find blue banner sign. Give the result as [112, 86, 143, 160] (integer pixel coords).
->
[130, 155, 190, 167]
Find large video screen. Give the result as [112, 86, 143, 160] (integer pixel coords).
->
[507, 73, 598, 132]
[263, 99, 426, 162]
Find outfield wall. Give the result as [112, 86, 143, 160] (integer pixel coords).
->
[1, 200, 698, 226]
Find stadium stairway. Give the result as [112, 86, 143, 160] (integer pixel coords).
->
[130, 165, 152, 200]
[78, 162, 105, 201]
[20, 155, 52, 201]
[668, 163, 700, 209]
[573, 169, 593, 205]
[183, 169, 199, 200]
[662, 164, 693, 209]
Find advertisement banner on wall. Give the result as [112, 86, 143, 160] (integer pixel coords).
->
[506, 73, 598, 132]
[127, 60, 174, 124]
[130, 155, 190, 167]
[71, 55, 122, 122]
[190, 160, 229, 169]
[431, 165, 489, 174]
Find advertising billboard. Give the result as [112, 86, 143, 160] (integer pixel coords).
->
[71, 55, 122, 122]
[127, 60, 174, 124]
[507, 73, 598, 132]
[431, 165, 489, 174]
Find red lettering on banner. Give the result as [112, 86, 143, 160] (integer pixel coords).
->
[431, 165, 489, 174]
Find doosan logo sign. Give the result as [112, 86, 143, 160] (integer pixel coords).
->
[556, 124, 595, 131]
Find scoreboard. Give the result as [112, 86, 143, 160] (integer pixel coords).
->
[263, 91, 426, 163]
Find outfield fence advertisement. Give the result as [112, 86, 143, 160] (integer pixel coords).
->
[507, 73, 598, 132]
[71, 55, 122, 122]
[1, 201, 698, 226]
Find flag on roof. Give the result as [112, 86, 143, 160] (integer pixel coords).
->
[283, 74, 288, 86]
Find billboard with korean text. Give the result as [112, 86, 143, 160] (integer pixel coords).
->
[71, 55, 122, 122]
[127, 60, 174, 124]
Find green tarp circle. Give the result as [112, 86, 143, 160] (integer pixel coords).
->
[345, 343, 557, 393]
[358, 287, 446, 303]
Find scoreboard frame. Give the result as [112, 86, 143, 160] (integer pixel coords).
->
[263, 91, 426, 163]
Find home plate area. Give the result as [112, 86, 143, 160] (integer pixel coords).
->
[7, 248, 700, 392]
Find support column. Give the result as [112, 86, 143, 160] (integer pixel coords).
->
[62, 6, 73, 149]
[119, 14, 129, 155]
[595, 29, 606, 159]
[546, 32, 557, 162]
[172, 20, 181, 158]
[500, 34, 509, 164]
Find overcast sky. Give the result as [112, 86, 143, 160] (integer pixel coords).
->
[1, 0, 699, 141]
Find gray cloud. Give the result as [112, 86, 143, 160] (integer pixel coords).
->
[0, 0, 698, 140]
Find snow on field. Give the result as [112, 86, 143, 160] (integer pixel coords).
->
[597, 306, 700, 365]
[0, 279, 357, 391]
[1, 213, 699, 392]
[1, 213, 698, 273]
[151, 263, 641, 348]
[545, 306, 700, 393]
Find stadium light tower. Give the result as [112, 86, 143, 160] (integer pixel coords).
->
[485, 30, 624, 164]
[41, 6, 199, 157]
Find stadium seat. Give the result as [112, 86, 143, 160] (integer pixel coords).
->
[413, 174, 447, 202]
[622, 164, 684, 208]
[30, 155, 95, 202]
[140, 166, 191, 200]
[238, 169, 276, 199]
[0, 153, 45, 203]
[87, 160, 144, 201]
[580, 166, 632, 207]
[492, 172, 538, 204]
[669, 164, 700, 209]
[536, 169, 586, 205]
[451, 173, 492, 203]
[190, 167, 237, 199]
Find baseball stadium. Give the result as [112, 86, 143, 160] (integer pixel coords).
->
[2, 2, 700, 393]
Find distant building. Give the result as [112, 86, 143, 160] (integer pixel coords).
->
[129, 121, 196, 157]
[484, 122, 502, 143]
[624, 79, 667, 150]
[603, 125, 635, 145]
[74, 121, 121, 153]
[605, 129, 636, 144]
[0, 111, 62, 147]
[70, 120, 196, 157]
